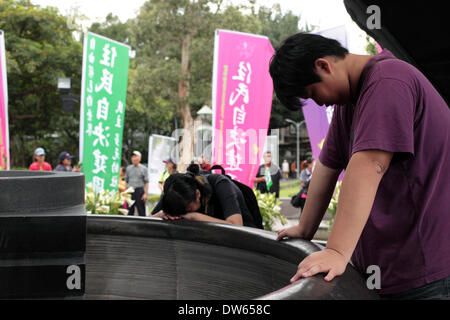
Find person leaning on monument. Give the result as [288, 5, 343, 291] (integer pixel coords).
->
[152, 164, 259, 228]
[125, 151, 149, 217]
[271, 33, 450, 299]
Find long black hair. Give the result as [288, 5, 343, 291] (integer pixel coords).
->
[160, 164, 212, 216]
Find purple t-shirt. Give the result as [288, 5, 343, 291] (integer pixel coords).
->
[319, 50, 450, 295]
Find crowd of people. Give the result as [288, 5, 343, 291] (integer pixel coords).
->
[28, 147, 80, 172]
[26, 144, 310, 220]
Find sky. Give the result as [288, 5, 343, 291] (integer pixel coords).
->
[31, 0, 370, 53]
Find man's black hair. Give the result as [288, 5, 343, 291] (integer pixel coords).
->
[269, 33, 349, 111]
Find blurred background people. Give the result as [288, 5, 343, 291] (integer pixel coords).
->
[158, 157, 177, 191]
[29, 147, 52, 171]
[282, 159, 290, 179]
[199, 155, 211, 172]
[254, 151, 282, 198]
[118, 166, 127, 193]
[54, 151, 77, 172]
[125, 151, 149, 216]
[298, 157, 314, 210]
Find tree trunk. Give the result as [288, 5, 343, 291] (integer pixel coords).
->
[177, 34, 194, 172]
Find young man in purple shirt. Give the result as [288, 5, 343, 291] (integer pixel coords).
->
[270, 33, 450, 299]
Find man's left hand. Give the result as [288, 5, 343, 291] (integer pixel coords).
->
[290, 248, 348, 283]
[141, 193, 148, 202]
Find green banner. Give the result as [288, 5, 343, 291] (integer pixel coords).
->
[80, 32, 130, 194]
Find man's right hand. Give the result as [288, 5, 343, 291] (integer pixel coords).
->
[276, 225, 305, 241]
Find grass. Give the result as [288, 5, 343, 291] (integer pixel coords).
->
[280, 185, 300, 198]
[279, 180, 301, 198]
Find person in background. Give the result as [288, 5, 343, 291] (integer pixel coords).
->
[29, 147, 52, 171]
[290, 161, 297, 178]
[118, 166, 127, 193]
[199, 155, 212, 172]
[254, 151, 282, 198]
[158, 158, 177, 191]
[54, 151, 77, 172]
[125, 151, 149, 217]
[118, 166, 128, 211]
[282, 159, 290, 179]
[298, 157, 314, 211]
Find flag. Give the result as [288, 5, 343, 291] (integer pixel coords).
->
[211, 29, 274, 188]
[79, 32, 130, 194]
[0, 30, 9, 170]
[265, 167, 272, 191]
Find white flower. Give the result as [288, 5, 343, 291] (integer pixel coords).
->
[96, 205, 110, 214]
[123, 187, 135, 194]
[118, 208, 128, 215]
[113, 200, 124, 206]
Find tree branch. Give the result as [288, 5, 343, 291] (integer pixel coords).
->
[11, 92, 44, 120]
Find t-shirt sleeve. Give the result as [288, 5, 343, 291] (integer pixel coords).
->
[143, 168, 149, 183]
[352, 79, 415, 156]
[300, 169, 307, 183]
[124, 167, 129, 183]
[319, 108, 346, 170]
[213, 177, 242, 219]
[158, 171, 165, 183]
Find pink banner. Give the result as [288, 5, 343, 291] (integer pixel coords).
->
[0, 31, 9, 170]
[211, 30, 274, 187]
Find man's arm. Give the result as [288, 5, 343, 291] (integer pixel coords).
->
[290, 149, 393, 282]
[142, 182, 149, 202]
[254, 166, 265, 183]
[254, 177, 265, 183]
[277, 159, 341, 240]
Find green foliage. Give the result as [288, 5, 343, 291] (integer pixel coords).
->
[1, 0, 82, 167]
[280, 184, 300, 198]
[365, 35, 378, 56]
[2, 0, 314, 166]
[254, 189, 286, 231]
[89, 13, 131, 45]
[327, 181, 342, 231]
